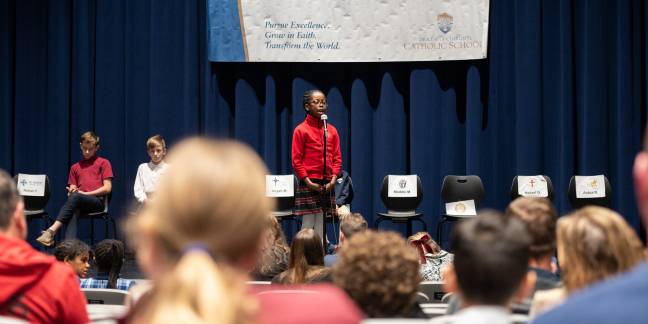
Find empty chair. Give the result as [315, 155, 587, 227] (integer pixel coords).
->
[266, 175, 297, 220]
[567, 175, 611, 209]
[374, 175, 426, 237]
[436, 175, 485, 248]
[14, 174, 51, 232]
[510, 175, 554, 201]
[418, 281, 446, 304]
[82, 288, 129, 305]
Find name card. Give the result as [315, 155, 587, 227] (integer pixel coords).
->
[445, 199, 476, 216]
[517, 175, 549, 197]
[388, 175, 417, 198]
[575, 175, 606, 198]
[17, 174, 46, 197]
[266, 175, 294, 197]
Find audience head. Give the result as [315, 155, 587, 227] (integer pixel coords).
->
[252, 215, 289, 279]
[445, 210, 533, 307]
[146, 134, 166, 164]
[126, 137, 272, 323]
[633, 131, 648, 236]
[505, 197, 558, 261]
[94, 239, 126, 289]
[557, 206, 645, 293]
[54, 239, 91, 278]
[339, 213, 367, 244]
[407, 232, 441, 264]
[283, 228, 326, 284]
[333, 230, 420, 317]
[0, 170, 25, 239]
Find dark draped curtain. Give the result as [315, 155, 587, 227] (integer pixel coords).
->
[1, 0, 646, 244]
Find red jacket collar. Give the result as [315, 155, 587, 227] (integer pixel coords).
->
[305, 114, 322, 127]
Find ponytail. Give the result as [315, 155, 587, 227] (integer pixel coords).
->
[94, 239, 125, 289]
[142, 250, 256, 324]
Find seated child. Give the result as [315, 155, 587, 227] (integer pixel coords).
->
[81, 239, 136, 291]
[430, 211, 534, 324]
[133, 134, 168, 204]
[54, 238, 91, 278]
[37, 131, 113, 246]
[407, 231, 453, 282]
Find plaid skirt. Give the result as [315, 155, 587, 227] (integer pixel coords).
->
[294, 179, 337, 217]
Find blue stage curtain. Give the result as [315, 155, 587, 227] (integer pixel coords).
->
[0, 0, 646, 243]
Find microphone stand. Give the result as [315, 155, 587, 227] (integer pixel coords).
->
[321, 118, 328, 248]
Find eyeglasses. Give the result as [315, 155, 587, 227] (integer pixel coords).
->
[309, 99, 327, 105]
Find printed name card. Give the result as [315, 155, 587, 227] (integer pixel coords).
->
[17, 174, 46, 197]
[265, 175, 294, 197]
[445, 199, 477, 216]
[388, 175, 417, 197]
[575, 175, 606, 198]
[517, 175, 549, 198]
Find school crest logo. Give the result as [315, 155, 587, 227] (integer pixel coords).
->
[437, 12, 453, 34]
[399, 179, 407, 189]
[454, 202, 466, 213]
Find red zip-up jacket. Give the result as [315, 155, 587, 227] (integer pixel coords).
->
[292, 114, 342, 181]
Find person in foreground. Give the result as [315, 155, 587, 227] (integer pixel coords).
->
[53, 238, 91, 278]
[124, 137, 361, 324]
[431, 211, 535, 324]
[273, 228, 331, 284]
[81, 239, 136, 291]
[0, 169, 88, 323]
[533, 131, 648, 324]
[334, 230, 425, 318]
[324, 213, 367, 267]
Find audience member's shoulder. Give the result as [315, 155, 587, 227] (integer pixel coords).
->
[324, 254, 338, 267]
[256, 283, 363, 324]
[534, 262, 648, 324]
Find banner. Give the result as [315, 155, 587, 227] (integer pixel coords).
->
[208, 0, 489, 62]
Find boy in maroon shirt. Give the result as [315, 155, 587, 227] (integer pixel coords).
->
[292, 90, 342, 239]
[36, 131, 113, 247]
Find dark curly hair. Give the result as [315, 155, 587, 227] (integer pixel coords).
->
[333, 230, 421, 317]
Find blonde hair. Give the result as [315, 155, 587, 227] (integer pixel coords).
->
[146, 134, 166, 150]
[558, 206, 645, 293]
[126, 137, 273, 324]
[407, 231, 441, 264]
[80, 131, 99, 145]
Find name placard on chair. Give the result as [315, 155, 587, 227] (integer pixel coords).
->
[575, 175, 606, 198]
[517, 175, 549, 197]
[388, 175, 417, 197]
[17, 174, 46, 197]
[445, 199, 476, 216]
[265, 175, 294, 197]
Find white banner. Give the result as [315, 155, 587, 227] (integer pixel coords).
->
[388, 175, 418, 198]
[266, 175, 294, 197]
[208, 0, 489, 62]
[517, 175, 549, 198]
[17, 174, 46, 197]
[575, 175, 606, 199]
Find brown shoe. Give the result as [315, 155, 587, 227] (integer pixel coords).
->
[36, 229, 55, 247]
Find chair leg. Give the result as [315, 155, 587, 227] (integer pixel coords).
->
[110, 218, 117, 240]
[436, 218, 445, 248]
[406, 219, 413, 237]
[374, 216, 387, 230]
[90, 217, 95, 245]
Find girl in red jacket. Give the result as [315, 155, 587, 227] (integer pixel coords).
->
[292, 90, 342, 238]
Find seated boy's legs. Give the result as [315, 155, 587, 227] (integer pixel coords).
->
[36, 193, 104, 246]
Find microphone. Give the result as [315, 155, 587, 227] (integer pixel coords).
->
[321, 114, 328, 132]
